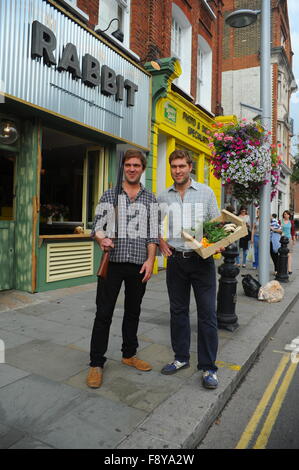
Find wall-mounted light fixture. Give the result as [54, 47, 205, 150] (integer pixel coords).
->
[225, 9, 260, 28]
[95, 18, 124, 43]
[0, 120, 19, 145]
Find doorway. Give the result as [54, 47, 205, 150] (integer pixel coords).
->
[0, 150, 16, 290]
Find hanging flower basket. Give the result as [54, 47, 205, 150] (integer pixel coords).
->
[208, 119, 280, 205]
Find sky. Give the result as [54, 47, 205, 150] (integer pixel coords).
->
[288, 0, 299, 154]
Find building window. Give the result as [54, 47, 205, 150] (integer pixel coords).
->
[40, 128, 109, 235]
[171, 18, 182, 58]
[278, 73, 282, 103]
[56, 0, 89, 22]
[171, 4, 192, 95]
[97, 0, 131, 48]
[204, 157, 210, 186]
[196, 35, 212, 111]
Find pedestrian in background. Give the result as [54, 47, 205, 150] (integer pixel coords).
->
[251, 209, 259, 269]
[281, 210, 296, 275]
[270, 213, 282, 274]
[158, 149, 221, 390]
[235, 207, 251, 268]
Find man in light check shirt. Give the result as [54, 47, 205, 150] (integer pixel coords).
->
[158, 149, 221, 389]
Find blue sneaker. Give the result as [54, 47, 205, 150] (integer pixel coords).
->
[161, 360, 190, 375]
[202, 370, 218, 389]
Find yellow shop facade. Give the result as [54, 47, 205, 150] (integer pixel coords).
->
[146, 57, 222, 207]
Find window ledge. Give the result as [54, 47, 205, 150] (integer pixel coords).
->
[194, 102, 214, 117]
[171, 83, 194, 102]
[55, 0, 89, 23]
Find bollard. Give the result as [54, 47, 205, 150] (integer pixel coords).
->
[275, 236, 289, 283]
[217, 243, 239, 332]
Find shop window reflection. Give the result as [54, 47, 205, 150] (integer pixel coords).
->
[40, 128, 106, 235]
[0, 152, 15, 221]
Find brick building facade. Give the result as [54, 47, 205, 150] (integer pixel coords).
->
[65, 0, 224, 117]
[221, 0, 297, 217]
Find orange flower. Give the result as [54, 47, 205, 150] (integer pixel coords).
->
[201, 237, 214, 248]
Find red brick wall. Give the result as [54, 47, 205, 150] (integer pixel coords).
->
[130, 0, 223, 115]
[77, 0, 99, 26]
[72, 0, 223, 116]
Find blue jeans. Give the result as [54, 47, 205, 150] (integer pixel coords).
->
[253, 234, 259, 268]
[166, 253, 218, 372]
[236, 249, 248, 265]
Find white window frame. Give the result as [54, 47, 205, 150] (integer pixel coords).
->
[201, 0, 217, 19]
[171, 4, 192, 95]
[57, 0, 89, 22]
[96, 0, 131, 50]
[196, 35, 212, 112]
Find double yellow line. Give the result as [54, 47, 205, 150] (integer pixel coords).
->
[236, 354, 298, 449]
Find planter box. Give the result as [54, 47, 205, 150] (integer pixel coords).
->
[182, 209, 248, 259]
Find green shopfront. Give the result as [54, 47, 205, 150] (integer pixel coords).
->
[0, 0, 151, 292]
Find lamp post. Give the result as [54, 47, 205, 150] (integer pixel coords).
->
[225, 0, 272, 286]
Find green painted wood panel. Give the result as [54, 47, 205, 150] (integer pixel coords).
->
[0, 221, 15, 290]
[37, 239, 101, 292]
[14, 120, 40, 292]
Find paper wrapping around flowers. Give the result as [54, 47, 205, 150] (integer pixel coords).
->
[182, 209, 248, 259]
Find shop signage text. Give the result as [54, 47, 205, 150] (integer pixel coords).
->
[31, 21, 138, 106]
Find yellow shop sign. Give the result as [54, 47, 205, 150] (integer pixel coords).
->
[163, 101, 210, 145]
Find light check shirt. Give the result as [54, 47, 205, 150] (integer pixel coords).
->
[157, 180, 220, 251]
[92, 184, 159, 265]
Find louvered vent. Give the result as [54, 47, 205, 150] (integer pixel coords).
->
[46, 242, 94, 282]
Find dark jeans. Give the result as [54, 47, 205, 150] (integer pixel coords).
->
[166, 253, 218, 372]
[90, 262, 146, 367]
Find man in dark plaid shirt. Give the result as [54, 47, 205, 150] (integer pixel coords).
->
[87, 150, 159, 389]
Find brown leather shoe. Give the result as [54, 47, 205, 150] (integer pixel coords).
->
[122, 356, 152, 371]
[86, 367, 103, 388]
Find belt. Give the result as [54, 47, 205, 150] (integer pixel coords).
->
[170, 248, 196, 259]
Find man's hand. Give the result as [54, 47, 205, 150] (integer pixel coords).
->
[159, 238, 172, 257]
[214, 247, 226, 254]
[96, 236, 114, 252]
[140, 259, 154, 283]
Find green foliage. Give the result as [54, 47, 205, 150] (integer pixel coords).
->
[203, 221, 227, 243]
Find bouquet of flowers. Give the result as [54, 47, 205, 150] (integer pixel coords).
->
[40, 203, 70, 222]
[208, 119, 280, 204]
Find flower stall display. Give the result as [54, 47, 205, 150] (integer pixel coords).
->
[208, 119, 281, 205]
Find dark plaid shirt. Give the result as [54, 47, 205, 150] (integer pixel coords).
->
[92, 184, 159, 265]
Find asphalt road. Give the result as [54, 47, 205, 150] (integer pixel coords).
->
[198, 298, 299, 450]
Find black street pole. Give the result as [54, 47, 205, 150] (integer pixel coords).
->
[217, 243, 239, 332]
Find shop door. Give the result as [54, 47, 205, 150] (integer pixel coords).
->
[0, 152, 15, 290]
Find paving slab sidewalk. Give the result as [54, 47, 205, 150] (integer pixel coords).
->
[0, 245, 298, 449]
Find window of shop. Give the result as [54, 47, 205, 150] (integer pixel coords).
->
[196, 35, 212, 112]
[204, 157, 210, 186]
[40, 128, 109, 235]
[171, 4, 192, 95]
[97, 0, 131, 48]
[0, 151, 15, 221]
